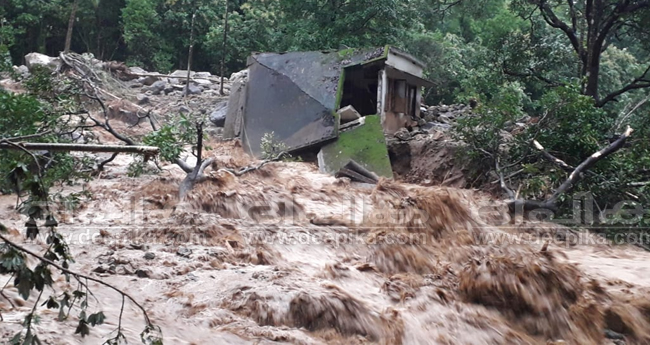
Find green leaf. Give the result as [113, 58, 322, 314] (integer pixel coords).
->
[87, 311, 106, 326]
[10, 331, 22, 345]
[15, 269, 34, 300]
[75, 320, 90, 337]
[42, 296, 59, 309]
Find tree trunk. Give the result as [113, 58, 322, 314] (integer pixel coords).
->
[220, 0, 229, 96]
[184, 12, 197, 97]
[583, 54, 601, 100]
[0, 142, 159, 155]
[64, 0, 79, 53]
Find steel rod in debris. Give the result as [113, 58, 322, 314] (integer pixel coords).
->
[0, 142, 159, 155]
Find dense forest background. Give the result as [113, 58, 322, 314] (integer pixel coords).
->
[1, 0, 650, 230]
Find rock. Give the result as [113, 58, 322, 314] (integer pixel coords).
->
[93, 265, 110, 274]
[394, 128, 411, 141]
[129, 66, 147, 75]
[135, 269, 151, 278]
[177, 247, 192, 258]
[186, 83, 203, 95]
[136, 94, 150, 105]
[194, 79, 212, 86]
[209, 101, 228, 127]
[143, 252, 156, 260]
[116, 265, 134, 275]
[194, 71, 212, 78]
[229, 69, 248, 84]
[141, 75, 160, 86]
[13, 65, 29, 77]
[171, 70, 193, 83]
[148, 80, 166, 95]
[604, 329, 624, 340]
[437, 114, 452, 124]
[178, 105, 191, 114]
[163, 85, 175, 94]
[24, 53, 62, 72]
[129, 243, 145, 250]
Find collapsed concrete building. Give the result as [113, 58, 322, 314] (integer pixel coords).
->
[223, 46, 433, 180]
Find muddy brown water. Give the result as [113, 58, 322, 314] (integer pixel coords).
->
[2, 155, 650, 345]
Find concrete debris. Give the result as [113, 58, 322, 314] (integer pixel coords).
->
[318, 115, 393, 178]
[335, 160, 379, 184]
[223, 79, 247, 139]
[337, 105, 361, 123]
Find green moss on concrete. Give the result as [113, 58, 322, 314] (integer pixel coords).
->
[334, 68, 346, 110]
[319, 115, 393, 178]
[337, 48, 355, 59]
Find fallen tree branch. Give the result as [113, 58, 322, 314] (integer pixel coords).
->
[547, 126, 634, 204]
[533, 140, 574, 171]
[506, 126, 634, 212]
[3, 131, 54, 142]
[219, 152, 287, 177]
[0, 231, 152, 326]
[496, 158, 515, 200]
[0, 142, 159, 155]
[96, 152, 120, 172]
[123, 72, 223, 83]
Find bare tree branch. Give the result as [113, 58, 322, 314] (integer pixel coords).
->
[596, 64, 650, 107]
[0, 232, 153, 326]
[506, 126, 634, 212]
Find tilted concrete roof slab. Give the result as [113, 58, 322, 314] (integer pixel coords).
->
[240, 48, 388, 157]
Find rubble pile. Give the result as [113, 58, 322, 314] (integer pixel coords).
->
[5, 52, 243, 132]
[420, 103, 474, 130]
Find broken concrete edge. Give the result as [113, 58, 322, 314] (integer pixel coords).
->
[338, 105, 362, 122]
[343, 160, 379, 182]
[317, 115, 393, 179]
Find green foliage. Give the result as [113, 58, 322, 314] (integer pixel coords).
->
[1, 52, 161, 344]
[260, 131, 288, 160]
[143, 125, 183, 162]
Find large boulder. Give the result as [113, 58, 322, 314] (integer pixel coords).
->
[209, 101, 228, 127]
[24, 53, 62, 72]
